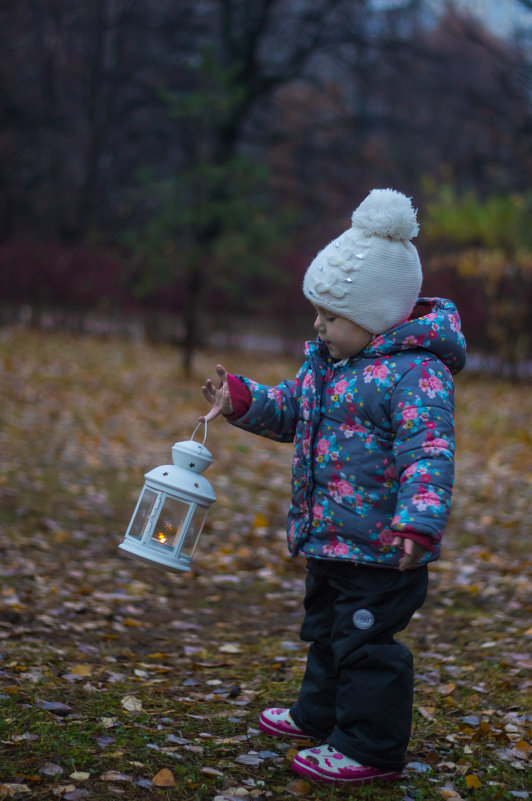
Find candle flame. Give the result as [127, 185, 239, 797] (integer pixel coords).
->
[157, 532, 167, 544]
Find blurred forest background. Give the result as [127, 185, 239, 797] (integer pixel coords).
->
[1, 0, 532, 375]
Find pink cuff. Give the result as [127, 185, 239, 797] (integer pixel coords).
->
[393, 530, 435, 553]
[224, 374, 252, 419]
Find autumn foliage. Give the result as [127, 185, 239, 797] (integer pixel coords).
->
[0, 330, 530, 799]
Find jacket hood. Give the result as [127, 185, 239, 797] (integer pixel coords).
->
[309, 297, 467, 375]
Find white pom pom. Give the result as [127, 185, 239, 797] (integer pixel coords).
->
[351, 189, 419, 240]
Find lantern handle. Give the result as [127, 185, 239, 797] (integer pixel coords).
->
[191, 420, 208, 445]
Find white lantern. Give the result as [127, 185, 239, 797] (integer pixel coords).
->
[118, 425, 216, 572]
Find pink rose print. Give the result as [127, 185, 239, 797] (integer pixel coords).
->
[328, 477, 354, 503]
[412, 488, 441, 511]
[336, 479, 353, 498]
[364, 363, 389, 383]
[378, 528, 395, 546]
[340, 422, 366, 438]
[302, 373, 313, 388]
[402, 334, 424, 348]
[401, 405, 418, 422]
[333, 379, 349, 394]
[401, 463, 418, 481]
[312, 504, 324, 520]
[422, 437, 449, 455]
[316, 438, 330, 456]
[333, 542, 349, 556]
[419, 374, 443, 398]
[383, 465, 398, 481]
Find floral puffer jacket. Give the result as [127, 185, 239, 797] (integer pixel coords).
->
[229, 298, 467, 568]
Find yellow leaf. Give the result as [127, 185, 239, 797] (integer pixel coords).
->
[123, 618, 141, 627]
[71, 664, 92, 676]
[418, 706, 436, 720]
[465, 774, 482, 789]
[440, 682, 456, 695]
[69, 772, 90, 781]
[253, 513, 268, 528]
[152, 769, 175, 787]
[512, 739, 532, 758]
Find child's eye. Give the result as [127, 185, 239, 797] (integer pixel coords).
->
[326, 316, 336, 322]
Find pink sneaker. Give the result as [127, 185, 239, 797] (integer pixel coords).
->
[259, 708, 316, 740]
[292, 745, 402, 784]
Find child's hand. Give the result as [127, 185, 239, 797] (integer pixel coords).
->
[199, 364, 234, 422]
[392, 535, 429, 571]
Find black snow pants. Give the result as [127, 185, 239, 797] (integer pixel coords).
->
[290, 559, 428, 772]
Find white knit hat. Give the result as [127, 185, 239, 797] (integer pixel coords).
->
[303, 189, 422, 335]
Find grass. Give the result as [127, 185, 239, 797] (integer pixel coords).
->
[0, 328, 530, 800]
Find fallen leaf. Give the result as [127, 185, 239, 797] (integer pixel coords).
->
[285, 778, 313, 796]
[121, 694, 142, 712]
[201, 767, 225, 777]
[69, 772, 90, 781]
[511, 739, 531, 760]
[0, 786, 32, 797]
[100, 716, 118, 728]
[52, 785, 75, 797]
[235, 752, 262, 767]
[152, 769, 175, 787]
[39, 762, 64, 776]
[465, 774, 482, 789]
[219, 643, 241, 654]
[70, 664, 92, 676]
[439, 682, 456, 695]
[36, 699, 73, 716]
[99, 771, 133, 782]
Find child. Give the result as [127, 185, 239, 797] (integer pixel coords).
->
[199, 189, 467, 785]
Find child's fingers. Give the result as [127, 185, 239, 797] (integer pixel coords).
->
[215, 364, 227, 382]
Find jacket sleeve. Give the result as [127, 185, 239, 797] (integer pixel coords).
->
[226, 366, 306, 443]
[389, 357, 456, 548]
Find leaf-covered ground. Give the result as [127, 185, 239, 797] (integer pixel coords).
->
[0, 328, 530, 801]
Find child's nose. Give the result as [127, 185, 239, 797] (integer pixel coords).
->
[314, 315, 323, 332]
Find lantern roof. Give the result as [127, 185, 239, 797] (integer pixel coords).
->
[144, 463, 216, 504]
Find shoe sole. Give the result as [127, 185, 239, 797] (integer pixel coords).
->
[293, 757, 401, 785]
[258, 715, 316, 740]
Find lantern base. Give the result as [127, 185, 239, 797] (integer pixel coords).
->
[119, 539, 192, 573]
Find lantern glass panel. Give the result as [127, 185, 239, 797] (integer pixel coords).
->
[151, 496, 191, 550]
[179, 505, 209, 558]
[128, 488, 158, 540]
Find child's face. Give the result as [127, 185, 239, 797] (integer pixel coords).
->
[313, 306, 372, 359]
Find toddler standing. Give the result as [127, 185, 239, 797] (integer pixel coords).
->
[200, 189, 466, 785]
